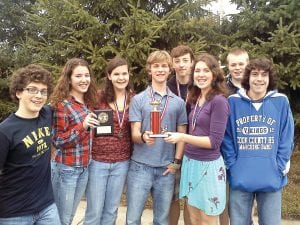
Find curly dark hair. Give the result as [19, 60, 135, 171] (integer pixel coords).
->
[242, 58, 277, 91]
[188, 53, 228, 104]
[10, 64, 53, 103]
[50, 58, 98, 107]
[101, 56, 133, 104]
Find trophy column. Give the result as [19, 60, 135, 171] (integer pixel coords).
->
[149, 100, 169, 138]
[150, 100, 161, 135]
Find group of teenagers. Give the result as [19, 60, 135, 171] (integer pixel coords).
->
[0, 45, 294, 225]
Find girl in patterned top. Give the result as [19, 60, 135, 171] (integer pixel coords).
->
[50, 58, 99, 225]
[84, 56, 134, 225]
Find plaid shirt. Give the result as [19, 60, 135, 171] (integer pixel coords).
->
[52, 96, 92, 167]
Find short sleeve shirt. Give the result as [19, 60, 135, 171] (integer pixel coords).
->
[129, 86, 187, 167]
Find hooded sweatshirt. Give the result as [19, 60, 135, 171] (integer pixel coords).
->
[222, 88, 294, 192]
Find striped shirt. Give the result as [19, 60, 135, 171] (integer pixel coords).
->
[52, 96, 92, 167]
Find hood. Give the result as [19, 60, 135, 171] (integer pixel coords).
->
[237, 88, 277, 103]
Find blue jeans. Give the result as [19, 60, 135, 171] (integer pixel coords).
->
[229, 188, 282, 225]
[84, 159, 129, 225]
[51, 162, 88, 225]
[126, 160, 175, 225]
[0, 203, 61, 225]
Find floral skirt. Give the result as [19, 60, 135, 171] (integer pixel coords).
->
[179, 155, 226, 216]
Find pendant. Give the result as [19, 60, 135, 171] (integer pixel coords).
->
[118, 131, 123, 139]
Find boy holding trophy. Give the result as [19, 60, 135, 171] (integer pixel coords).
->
[126, 50, 187, 225]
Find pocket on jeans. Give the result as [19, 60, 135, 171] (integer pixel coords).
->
[58, 164, 77, 180]
[129, 160, 142, 172]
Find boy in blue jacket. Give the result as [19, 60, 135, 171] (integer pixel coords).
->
[222, 58, 294, 225]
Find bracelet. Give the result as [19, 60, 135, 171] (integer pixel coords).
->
[173, 158, 182, 165]
[141, 131, 146, 143]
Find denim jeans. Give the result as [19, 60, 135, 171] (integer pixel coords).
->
[229, 188, 282, 225]
[0, 203, 61, 225]
[84, 159, 129, 225]
[51, 162, 88, 225]
[126, 160, 175, 225]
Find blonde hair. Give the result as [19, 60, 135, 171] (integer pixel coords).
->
[146, 50, 172, 73]
[226, 48, 249, 64]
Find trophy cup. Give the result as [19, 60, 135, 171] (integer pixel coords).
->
[149, 100, 169, 138]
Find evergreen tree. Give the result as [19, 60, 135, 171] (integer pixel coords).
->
[225, 0, 300, 130]
[23, 0, 213, 86]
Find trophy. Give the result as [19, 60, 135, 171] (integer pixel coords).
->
[149, 100, 169, 138]
[94, 109, 114, 137]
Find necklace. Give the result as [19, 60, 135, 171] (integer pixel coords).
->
[191, 98, 205, 131]
[114, 93, 127, 139]
[176, 79, 188, 103]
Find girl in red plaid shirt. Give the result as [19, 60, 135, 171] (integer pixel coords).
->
[50, 58, 99, 225]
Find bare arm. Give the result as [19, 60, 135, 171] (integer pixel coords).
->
[181, 133, 212, 149]
[131, 122, 155, 145]
[163, 124, 187, 176]
[174, 124, 188, 159]
[165, 132, 212, 149]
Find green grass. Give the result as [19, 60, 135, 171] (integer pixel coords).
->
[282, 149, 300, 219]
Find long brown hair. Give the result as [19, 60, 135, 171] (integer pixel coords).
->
[188, 53, 228, 104]
[100, 56, 133, 104]
[50, 58, 98, 107]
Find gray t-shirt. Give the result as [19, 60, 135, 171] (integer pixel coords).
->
[129, 86, 187, 167]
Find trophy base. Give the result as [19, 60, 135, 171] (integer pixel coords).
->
[149, 134, 169, 138]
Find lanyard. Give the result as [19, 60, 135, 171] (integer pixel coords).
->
[176, 79, 188, 103]
[191, 99, 205, 131]
[114, 92, 127, 129]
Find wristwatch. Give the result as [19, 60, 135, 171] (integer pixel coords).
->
[167, 158, 182, 170]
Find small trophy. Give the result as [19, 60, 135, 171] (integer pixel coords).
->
[149, 100, 169, 138]
[94, 109, 114, 137]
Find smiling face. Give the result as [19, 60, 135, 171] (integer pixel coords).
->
[149, 61, 171, 85]
[248, 69, 269, 100]
[193, 61, 213, 94]
[69, 65, 91, 98]
[108, 64, 129, 91]
[16, 82, 48, 118]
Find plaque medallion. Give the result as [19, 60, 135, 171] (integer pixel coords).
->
[94, 109, 114, 136]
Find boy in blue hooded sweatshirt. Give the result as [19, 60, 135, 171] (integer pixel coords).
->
[222, 58, 294, 225]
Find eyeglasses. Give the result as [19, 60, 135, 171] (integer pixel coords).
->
[24, 87, 48, 96]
